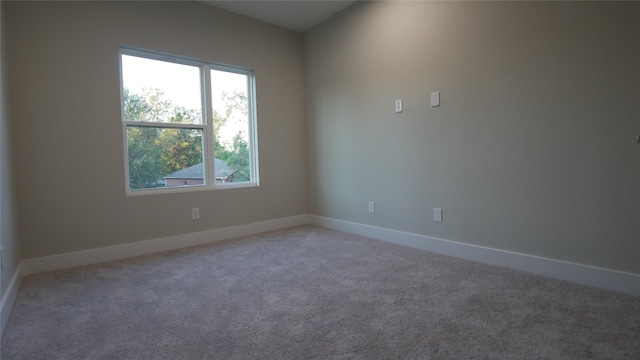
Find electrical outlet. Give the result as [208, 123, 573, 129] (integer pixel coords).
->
[368, 201, 375, 214]
[192, 208, 200, 220]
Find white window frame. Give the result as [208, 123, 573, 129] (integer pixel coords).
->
[119, 46, 259, 196]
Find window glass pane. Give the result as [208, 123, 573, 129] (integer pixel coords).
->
[127, 126, 203, 190]
[121, 54, 202, 124]
[211, 70, 251, 182]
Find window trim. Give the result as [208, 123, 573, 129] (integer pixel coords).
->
[119, 46, 259, 196]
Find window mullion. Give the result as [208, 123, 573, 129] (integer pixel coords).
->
[123, 121, 204, 130]
[203, 64, 215, 186]
[247, 73, 259, 184]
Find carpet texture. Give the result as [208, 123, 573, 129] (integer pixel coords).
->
[2, 226, 639, 359]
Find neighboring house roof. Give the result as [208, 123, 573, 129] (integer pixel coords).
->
[164, 159, 234, 180]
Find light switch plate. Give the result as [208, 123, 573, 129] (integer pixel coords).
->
[433, 208, 443, 223]
[395, 99, 403, 113]
[431, 91, 440, 107]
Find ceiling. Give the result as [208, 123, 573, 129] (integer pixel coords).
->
[202, 0, 358, 33]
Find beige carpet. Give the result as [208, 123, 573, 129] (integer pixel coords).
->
[2, 225, 639, 359]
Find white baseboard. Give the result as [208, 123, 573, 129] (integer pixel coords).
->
[1, 261, 24, 337]
[308, 215, 640, 297]
[22, 215, 309, 277]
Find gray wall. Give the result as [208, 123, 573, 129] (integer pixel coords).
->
[5, 1, 307, 258]
[1, 0, 22, 318]
[304, 1, 640, 274]
[4, 1, 640, 277]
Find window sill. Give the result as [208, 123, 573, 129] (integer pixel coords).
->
[125, 182, 259, 197]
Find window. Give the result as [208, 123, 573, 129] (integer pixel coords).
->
[120, 47, 258, 194]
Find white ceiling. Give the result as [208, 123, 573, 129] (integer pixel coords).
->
[202, 0, 358, 33]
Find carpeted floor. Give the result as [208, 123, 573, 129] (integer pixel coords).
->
[2, 225, 639, 359]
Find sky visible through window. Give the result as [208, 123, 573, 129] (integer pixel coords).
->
[121, 55, 201, 113]
[210, 69, 249, 147]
